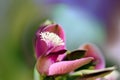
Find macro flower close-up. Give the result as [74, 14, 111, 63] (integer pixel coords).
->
[0, 1, 120, 80]
[34, 21, 93, 76]
[33, 21, 117, 80]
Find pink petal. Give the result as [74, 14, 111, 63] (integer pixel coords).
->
[44, 24, 65, 42]
[36, 50, 67, 75]
[57, 53, 67, 61]
[80, 43, 105, 69]
[51, 45, 65, 53]
[35, 24, 66, 58]
[35, 39, 48, 59]
[36, 55, 58, 75]
[44, 24, 66, 53]
[35, 26, 48, 58]
[48, 57, 93, 76]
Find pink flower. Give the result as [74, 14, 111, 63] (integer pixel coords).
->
[35, 23, 65, 58]
[79, 43, 105, 69]
[34, 21, 93, 76]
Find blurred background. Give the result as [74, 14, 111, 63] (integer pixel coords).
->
[0, 0, 120, 80]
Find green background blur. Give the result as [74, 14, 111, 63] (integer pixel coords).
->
[0, 0, 48, 80]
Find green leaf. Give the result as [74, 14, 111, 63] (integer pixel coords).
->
[64, 50, 86, 60]
[70, 66, 116, 80]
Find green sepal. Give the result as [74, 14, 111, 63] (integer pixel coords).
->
[64, 50, 86, 60]
[34, 66, 41, 80]
[54, 74, 78, 80]
[34, 67, 55, 80]
[43, 20, 54, 25]
[70, 66, 116, 79]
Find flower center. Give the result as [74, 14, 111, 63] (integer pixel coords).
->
[40, 32, 64, 46]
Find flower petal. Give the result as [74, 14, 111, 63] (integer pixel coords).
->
[44, 24, 65, 42]
[35, 39, 48, 59]
[35, 26, 48, 58]
[44, 24, 66, 53]
[50, 49, 67, 61]
[36, 50, 67, 75]
[48, 57, 93, 76]
[80, 43, 105, 69]
[36, 55, 58, 75]
[35, 23, 66, 58]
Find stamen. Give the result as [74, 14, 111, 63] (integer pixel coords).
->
[40, 32, 64, 46]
